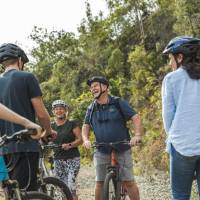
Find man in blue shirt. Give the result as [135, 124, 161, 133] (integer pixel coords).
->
[82, 76, 142, 200]
[162, 36, 200, 200]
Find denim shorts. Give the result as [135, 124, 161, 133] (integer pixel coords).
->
[93, 149, 134, 181]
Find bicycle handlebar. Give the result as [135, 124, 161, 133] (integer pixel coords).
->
[92, 140, 131, 148]
[41, 143, 62, 150]
[0, 129, 37, 147]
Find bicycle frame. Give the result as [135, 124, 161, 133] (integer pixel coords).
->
[0, 129, 53, 200]
[39, 144, 61, 177]
[93, 141, 130, 200]
[2, 180, 23, 200]
[38, 144, 74, 200]
[38, 145, 56, 187]
[108, 150, 120, 180]
[111, 150, 128, 199]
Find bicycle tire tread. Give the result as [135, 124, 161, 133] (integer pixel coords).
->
[26, 191, 54, 199]
[42, 176, 73, 200]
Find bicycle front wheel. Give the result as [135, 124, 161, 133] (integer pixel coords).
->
[120, 186, 129, 200]
[103, 171, 121, 200]
[25, 191, 54, 200]
[41, 176, 73, 200]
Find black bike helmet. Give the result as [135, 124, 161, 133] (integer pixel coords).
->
[87, 76, 109, 87]
[163, 36, 200, 55]
[0, 43, 29, 64]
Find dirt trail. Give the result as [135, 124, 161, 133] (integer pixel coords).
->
[77, 165, 172, 200]
[0, 165, 197, 200]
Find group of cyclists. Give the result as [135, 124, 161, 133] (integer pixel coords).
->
[0, 35, 199, 200]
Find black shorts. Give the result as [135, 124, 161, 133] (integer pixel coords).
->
[4, 152, 39, 191]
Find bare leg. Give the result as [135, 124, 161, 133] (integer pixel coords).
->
[72, 193, 78, 200]
[122, 180, 140, 200]
[95, 181, 104, 200]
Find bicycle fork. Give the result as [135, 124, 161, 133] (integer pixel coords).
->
[111, 151, 122, 200]
[2, 180, 23, 200]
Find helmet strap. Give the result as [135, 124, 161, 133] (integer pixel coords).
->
[21, 63, 24, 71]
[57, 114, 66, 120]
[174, 55, 182, 69]
[17, 58, 24, 71]
[95, 83, 107, 100]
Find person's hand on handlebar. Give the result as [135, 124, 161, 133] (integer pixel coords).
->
[62, 143, 72, 150]
[83, 140, 91, 149]
[23, 120, 44, 140]
[130, 134, 142, 146]
[42, 129, 57, 143]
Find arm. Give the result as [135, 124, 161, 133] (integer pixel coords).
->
[81, 106, 92, 148]
[131, 114, 142, 136]
[82, 124, 91, 148]
[71, 126, 83, 147]
[62, 126, 83, 150]
[161, 76, 176, 134]
[118, 98, 142, 145]
[31, 96, 53, 136]
[0, 103, 42, 139]
[130, 114, 143, 145]
[25, 73, 51, 135]
[0, 103, 31, 126]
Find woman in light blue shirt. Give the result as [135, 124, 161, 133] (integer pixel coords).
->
[162, 36, 200, 200]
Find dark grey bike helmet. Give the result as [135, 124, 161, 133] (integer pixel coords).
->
[0, 43, 29, 64]
[87, 76, 109, 86]
[163, 36, 200, 55]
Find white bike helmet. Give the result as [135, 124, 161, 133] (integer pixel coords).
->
[52, 100, 67, 109]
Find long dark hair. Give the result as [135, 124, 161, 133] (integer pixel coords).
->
[181, 50, 200, 79]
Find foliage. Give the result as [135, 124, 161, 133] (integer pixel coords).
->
[29, 0, 200, 171]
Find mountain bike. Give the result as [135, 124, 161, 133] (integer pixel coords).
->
[38, 143, 73, 200]
[93, 141, 132, 200]
[0, 129, 54, 200]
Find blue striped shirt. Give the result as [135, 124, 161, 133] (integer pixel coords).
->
[162, 67, 200, 156]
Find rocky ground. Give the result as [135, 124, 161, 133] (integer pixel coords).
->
[0, 165, 198, 199]
[77, 165, 171, 200]
[77, 165, 198, 200]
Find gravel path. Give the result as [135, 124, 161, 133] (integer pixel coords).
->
[77, 165, 171, 200]
[77, 165, 198, 200]
[0, 165, 198, 199]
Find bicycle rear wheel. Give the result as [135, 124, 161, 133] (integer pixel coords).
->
[103, 171, 121, 200]
[40, 176, 73, 200]
[25, 191, 54, 199]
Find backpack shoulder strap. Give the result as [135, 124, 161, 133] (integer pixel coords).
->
[89, 97, 126, 127]
[111, 96, 130, 139]
[111, 96, 126, 122]
[88, 101, 96, 129]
